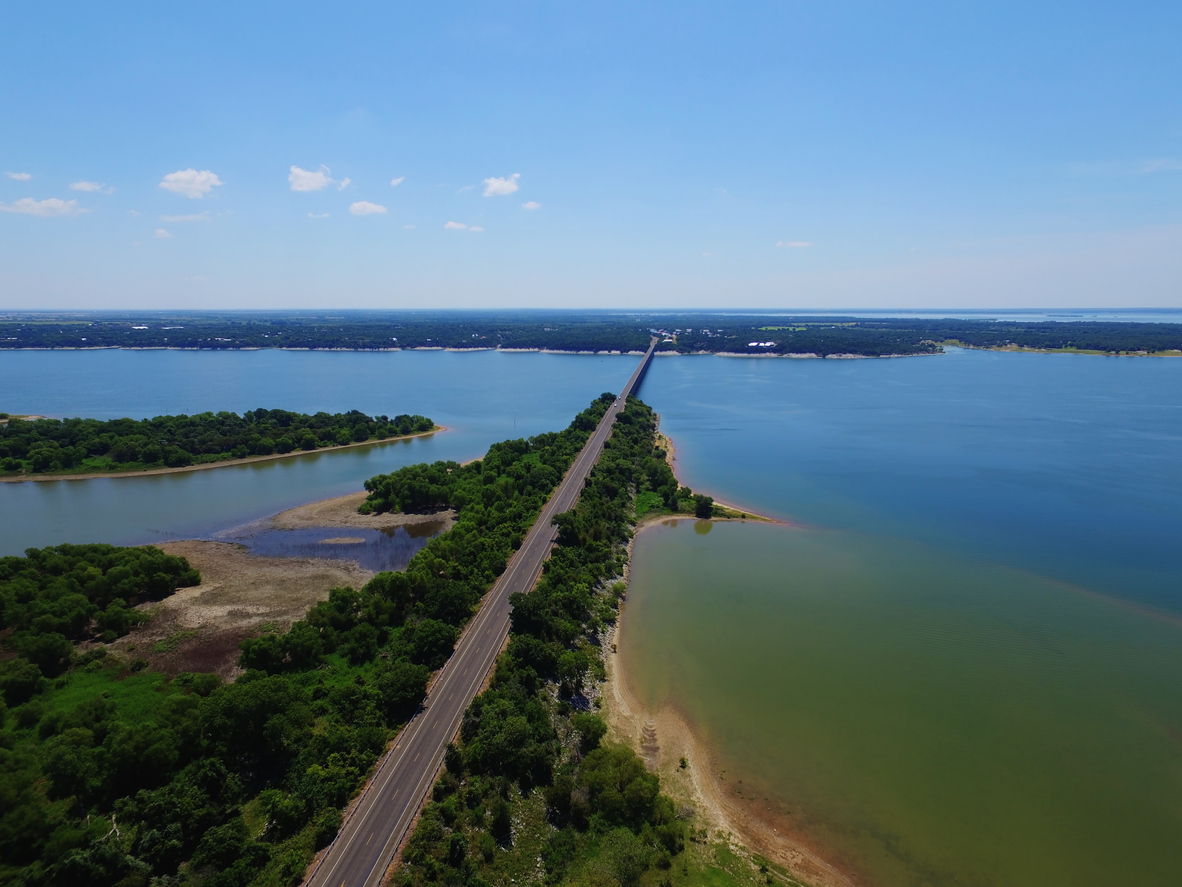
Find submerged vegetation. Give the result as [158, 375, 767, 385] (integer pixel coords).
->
[0, 408, 434, 477]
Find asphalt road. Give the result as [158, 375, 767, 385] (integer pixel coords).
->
[305, 339, 657, 887]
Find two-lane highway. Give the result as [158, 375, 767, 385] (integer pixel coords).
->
[305, 338, 657, 887]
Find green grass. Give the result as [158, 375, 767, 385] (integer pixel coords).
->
[8, 658, 186, 741]
[152, 630, 198, 653]
[635, 490, 667, 519]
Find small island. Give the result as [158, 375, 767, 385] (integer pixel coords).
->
[0, 408, 437, 480]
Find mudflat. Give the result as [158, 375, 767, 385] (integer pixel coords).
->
[267, 490, 456, 532]
[109, 540, 374, 680]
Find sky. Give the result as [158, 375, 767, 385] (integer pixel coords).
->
[1, 1, 1180, 311]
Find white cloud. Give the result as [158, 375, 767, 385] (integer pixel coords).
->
[0, 197, 90, 217]
[469, 226, 485, 232]
[161, 212, 210, 222]
[289, 165, 334, 192]
[521, 201, 541, 210]
[159, 169, 223, 198]
[308, 212, 330, 218]
[6, 172, 32, 181]
[403, 224, 416, 229]
[482, 173, 520, 196]
[337, 177, 352, 190]
[128, 209, 141, 216]
[776, 240, 813, 249]
[1141, 158, 1182, 173]
[350, 201, 387, 215]
[154, 228, 172, 238]
[70, 180, 104, 192]
[444, 221, 467, 230]
[390, 176, 405, 187]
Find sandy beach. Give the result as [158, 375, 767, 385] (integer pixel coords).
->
[267, 490, 456, 533]
[655, 429, 782, 524]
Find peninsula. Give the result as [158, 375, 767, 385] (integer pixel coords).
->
[0, 408, 437, 480]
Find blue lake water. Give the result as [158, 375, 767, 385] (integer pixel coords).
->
[644, 348, 1182, 616]
[0, 348, 635, 553]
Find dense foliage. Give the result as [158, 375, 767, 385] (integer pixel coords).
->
[0, 408, 433, 476]
[0, 397, 613, 887]
[0, 544, 199, 703]
[398, 397, 688, 887]
[3, 310, 1180, 356]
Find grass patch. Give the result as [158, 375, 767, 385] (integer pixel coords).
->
[152, 629, 198, 653]
[635, 490, 666, 519]
[23, 660, 183, 727]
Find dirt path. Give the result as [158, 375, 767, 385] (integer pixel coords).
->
[0, 427, 442, 483]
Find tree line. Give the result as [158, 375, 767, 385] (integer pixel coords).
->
[0, 396, 616, 887]
[4, 310, 1180, 356]
[0, 408, 434, 476]
[397, 397, 689, 887]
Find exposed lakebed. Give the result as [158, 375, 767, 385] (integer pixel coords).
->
[214, 518, 449, 573]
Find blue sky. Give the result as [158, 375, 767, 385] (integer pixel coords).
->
[2, 1, 1179, 310]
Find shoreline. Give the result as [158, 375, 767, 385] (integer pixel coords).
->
[7, 344, 1179, 358]
[939, 340, 1182, 357]
[603, 425, 850, 884]
[266, 490, 456, 533]
[602, 569, 855, 887]
[655, 428, 782, 524]
[0, 427, 442, 483]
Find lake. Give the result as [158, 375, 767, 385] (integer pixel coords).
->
[0, 348, 636, 553]
[3, 346, 1180, 886]
[621, 349, 1182, 886]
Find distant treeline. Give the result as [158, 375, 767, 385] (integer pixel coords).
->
[398, 396, 687, 887]
[3, 310, 1179, 356]
[0, 408, 434, 476]
[0, 397, 615, 887]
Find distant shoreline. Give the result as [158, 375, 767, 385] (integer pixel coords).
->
[0, 427, 443, 483]
[940, 340, 1182, 357]
[7, 343, 1177, 357]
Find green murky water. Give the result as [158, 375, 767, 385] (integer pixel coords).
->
[621, 520, 1182, 885]
[622, 349, 1182, 886]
